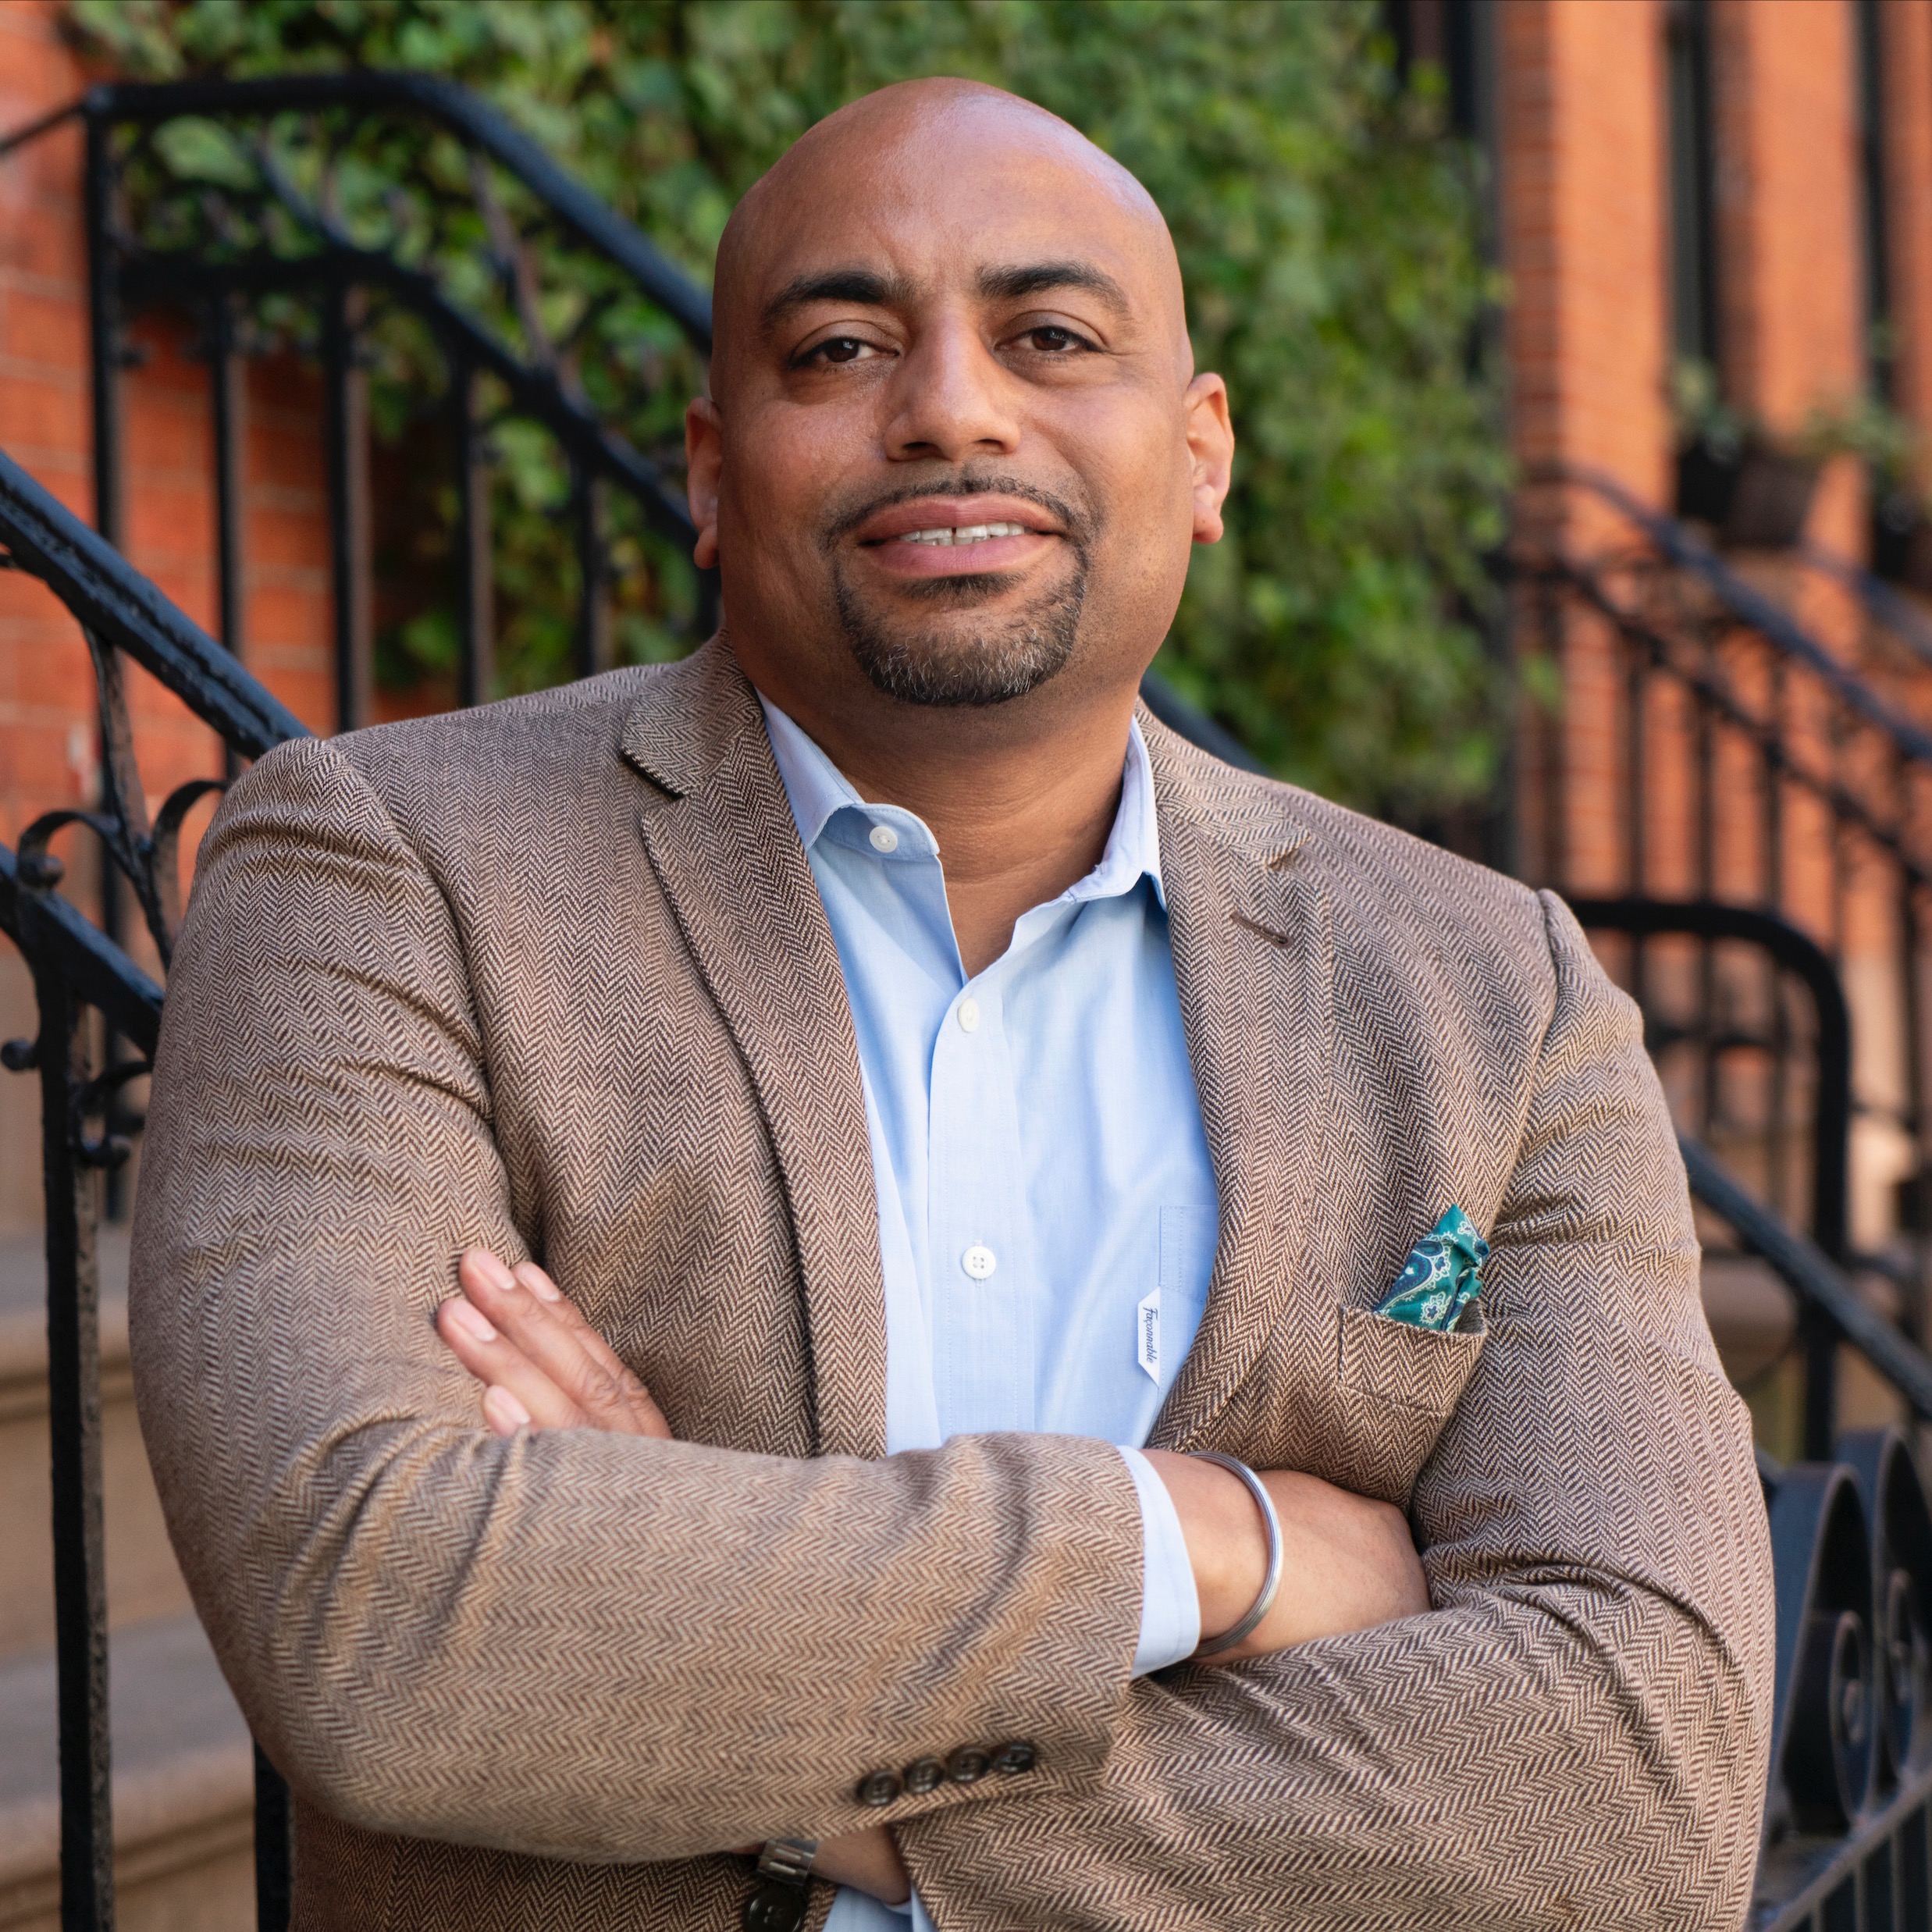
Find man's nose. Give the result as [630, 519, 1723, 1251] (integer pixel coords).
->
[881, 318, 1020, 464]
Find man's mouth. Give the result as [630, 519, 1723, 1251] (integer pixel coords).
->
[849, 496, 1066, 581]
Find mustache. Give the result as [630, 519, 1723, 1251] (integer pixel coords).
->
[817, 471, 1094, 552]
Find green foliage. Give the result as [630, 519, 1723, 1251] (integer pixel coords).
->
[69, 0, 1508, 815]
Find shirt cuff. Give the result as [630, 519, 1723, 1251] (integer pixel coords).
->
[906, 1893, 934, 1930]
[1117, 1444, 1201, 1674]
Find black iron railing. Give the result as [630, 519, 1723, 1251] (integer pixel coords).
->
[59, 69, 719, 719]
[1514, 471, 1932, 1439]
[0, 444, 301, 1929]
[0, 64, 1928, 1932]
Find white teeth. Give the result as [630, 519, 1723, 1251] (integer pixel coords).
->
[898, 521, 1028, 546]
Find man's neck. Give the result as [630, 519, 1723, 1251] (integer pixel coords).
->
[761, 678, 1139, 978]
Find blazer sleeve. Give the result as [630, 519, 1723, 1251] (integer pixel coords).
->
[898, 890, 1777, 1931]
[128, 734, 1144, 1863]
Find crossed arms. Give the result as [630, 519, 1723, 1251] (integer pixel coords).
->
[433, 1246, 1429, 1902]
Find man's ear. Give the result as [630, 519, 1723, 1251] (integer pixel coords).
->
[1183, 373, 1233, 545]
[685, 396, 724, 570]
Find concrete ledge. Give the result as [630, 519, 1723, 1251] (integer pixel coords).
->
[0, 1611, 252, 1928]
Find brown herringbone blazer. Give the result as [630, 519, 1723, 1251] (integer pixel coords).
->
[130, 639, 1774, 1930]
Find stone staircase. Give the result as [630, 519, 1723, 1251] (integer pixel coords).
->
[0, 1226, 252, 1931]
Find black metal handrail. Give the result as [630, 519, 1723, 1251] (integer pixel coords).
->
[1515, 470, 1932, 1426]
[1571, 898, 1852, 1257]
[0, 450, 303, 760]
[65, 73, 718, 715]
[1550, 464, 1932, 770]
[69, 72, 713, 348]
[1683, 1134, 1932, 1423]
[0, 436, 298, 1932]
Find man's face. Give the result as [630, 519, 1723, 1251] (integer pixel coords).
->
[690, 99, 1230, 730]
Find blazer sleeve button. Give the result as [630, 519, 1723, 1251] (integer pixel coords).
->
[902, 1756, 945, 1795]
[856, 1770, 902, 1807]
[945, 1745, 991, 1784]
[990, 1740, 1037, 1775]
[744, 1883, 809, 1932]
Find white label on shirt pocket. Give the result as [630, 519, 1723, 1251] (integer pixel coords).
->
[1137, 1287, 1162, 1382]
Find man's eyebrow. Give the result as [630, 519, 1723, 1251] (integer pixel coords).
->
[760, 268, 914, 331]
[975, 261, 1130, 310]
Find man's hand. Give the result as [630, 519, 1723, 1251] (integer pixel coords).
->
[436, 1250, 911, 1907]
[1141, 1450, 1429, 1660]
[436, 1250, 672, 1437]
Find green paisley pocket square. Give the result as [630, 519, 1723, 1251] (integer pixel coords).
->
[1375, 1206, 1489, 1331]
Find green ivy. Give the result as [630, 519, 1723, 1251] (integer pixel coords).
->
[68, 0, 1510, 817]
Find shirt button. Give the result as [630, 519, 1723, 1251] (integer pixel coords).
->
[868, 824, 898, 853]
[961, 1244, 997, 1280]
[956, 998, 980, 1034]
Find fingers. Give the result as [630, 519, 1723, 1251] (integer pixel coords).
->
[448, 1248, 673, 1439]
[436, 1291, 589, 1433]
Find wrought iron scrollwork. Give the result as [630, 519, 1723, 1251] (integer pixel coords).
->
[0, 443, 287, 1932]
[1756, 1432, 1932, 1926]
[20, 628, 228, 976]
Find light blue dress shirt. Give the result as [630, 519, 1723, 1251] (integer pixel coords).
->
[759, 701, 1213, 1932]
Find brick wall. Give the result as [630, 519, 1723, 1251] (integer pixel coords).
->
[0, 0, 344, 1231]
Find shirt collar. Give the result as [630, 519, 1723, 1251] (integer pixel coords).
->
[758, 694, 1164, 908]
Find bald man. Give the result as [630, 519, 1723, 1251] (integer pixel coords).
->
[131, 80, 1772, 1932]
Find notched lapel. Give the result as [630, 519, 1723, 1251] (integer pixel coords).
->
[624, 650, 888, 1460]
[1144, 730, 1336, 1453]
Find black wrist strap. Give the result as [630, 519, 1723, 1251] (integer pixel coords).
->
[744, 1838, 818, 1932]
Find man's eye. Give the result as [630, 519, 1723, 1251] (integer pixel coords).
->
[806, 337, 875, 365]
[1025, 326, 1083, 353]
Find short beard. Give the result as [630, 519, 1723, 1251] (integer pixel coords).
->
[832, 561, 1087, 708]
[820, 472, 1094, 708]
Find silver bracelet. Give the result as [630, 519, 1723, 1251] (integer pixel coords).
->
[1188, 1452, 1283, 1659]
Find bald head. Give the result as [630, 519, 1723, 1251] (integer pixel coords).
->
[681, 73, 1232, 763]
[711, 79, 1191, 404]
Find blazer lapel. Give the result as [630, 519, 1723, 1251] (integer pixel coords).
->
[618, 644, 887, 1460]
[1143, 717, 1336, 1452]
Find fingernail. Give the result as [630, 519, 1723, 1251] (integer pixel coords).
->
[446, 1299, 496, 1344]
[519, 1265, 561, 1303]
[471, 1251, 514, 1293]
[483, 1385, 531, 1433]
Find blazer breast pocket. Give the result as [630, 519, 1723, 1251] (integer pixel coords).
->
[1327, 1303, 1488, 1506]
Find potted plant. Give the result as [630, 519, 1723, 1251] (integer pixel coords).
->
[1672, 361, 1750, 528]
[1676, 359, 1822, 550]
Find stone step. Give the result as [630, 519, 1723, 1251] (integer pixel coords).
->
[0, 1226, 195, 1662]
[0, 1610, 253, 1931]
